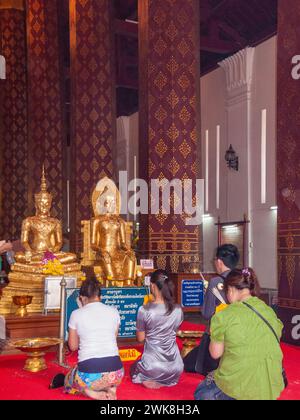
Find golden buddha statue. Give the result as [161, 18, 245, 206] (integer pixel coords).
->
[0, 168, 81, 315]
[81, 177, 136, 287]
[15, 168, 76, 268]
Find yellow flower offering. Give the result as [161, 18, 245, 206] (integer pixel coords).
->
[43, 258, 64, 276]
[215, 303, 228, 313]
[143, 294, 154, 305]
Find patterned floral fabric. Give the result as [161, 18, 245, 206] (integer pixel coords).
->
[64, 366, 124, 396]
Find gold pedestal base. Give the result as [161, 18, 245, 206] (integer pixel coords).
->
[15, 305, 29, 317]
[23, 351, 47, 372]
[177, 330, 204, 359]
[94, 266, 135, 288]
[181, 338, 198, 359]
[0, 265, 82, 315]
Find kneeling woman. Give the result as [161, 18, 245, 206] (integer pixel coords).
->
[64, 278, 124, 400]
[194, 268, 285, 400]
[130, 270, 184, 389]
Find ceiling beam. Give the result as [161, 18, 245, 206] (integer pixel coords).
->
[115, 19, 138, 38]
[200, 36, 238, 54]
[217, 21, 246, 45]
[200, 0, 230, 22]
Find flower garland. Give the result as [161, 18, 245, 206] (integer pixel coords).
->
[42, 251, 64, 276]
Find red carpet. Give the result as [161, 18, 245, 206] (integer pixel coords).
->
[0, 322, 299, 400]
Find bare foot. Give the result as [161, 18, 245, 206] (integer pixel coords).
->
[84, 389, 110, 400]
[107, 386, 117, 400]
[143, 381, 162, 389]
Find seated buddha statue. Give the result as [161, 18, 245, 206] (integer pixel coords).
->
[90, 178, 136, 286]
[0, 168, 82, 315]
[15, 168, 77, 268]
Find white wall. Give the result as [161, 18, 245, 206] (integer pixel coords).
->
[250, 37, 277, 289]
[200, 67, 227, 272]
[201, 37, 277, 289]
[116, 112, 139, 221]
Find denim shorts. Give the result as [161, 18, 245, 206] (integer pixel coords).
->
[194, 377, 235, 401]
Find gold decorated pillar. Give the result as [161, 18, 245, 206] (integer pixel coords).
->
[26, 0, 66, 221]
[69, 0, 117, 253]
[138, 0, 202, 272]
[0, 0, 28, 240]
[277, 0, 300, 345]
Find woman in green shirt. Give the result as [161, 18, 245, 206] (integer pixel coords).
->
[194, 268, 285, 400]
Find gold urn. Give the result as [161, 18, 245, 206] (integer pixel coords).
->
[12, 295, 33, 317]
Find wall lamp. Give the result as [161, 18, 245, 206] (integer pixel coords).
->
[225, 144, 239, 171]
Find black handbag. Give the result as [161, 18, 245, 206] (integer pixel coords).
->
[242, 301, 288, 388]
[183, 331, 220, 376]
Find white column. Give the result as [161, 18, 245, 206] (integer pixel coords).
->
[219, 47, 255, 265]
[205, 129, 209, 213]
[216, 125, 220, 210]
[116, 114, 139, 221]
[261, 109, 267, 205]
[0, 55, 5, 80]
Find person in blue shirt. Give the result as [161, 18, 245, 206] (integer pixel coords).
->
[202, 244, 240, 321]
[183, 244, 240, 375]
[0, 241, 14, 273]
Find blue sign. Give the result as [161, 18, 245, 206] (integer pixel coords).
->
[64, 287, 147, 339]
[181, 280, 204, 307]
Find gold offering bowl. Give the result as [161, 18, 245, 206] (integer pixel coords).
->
[12, 337, 63, 372]
[12, 295, 33, 317]
[177, 330, 204, 358]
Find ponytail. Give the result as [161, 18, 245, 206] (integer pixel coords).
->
[224, 268, 260, 297]
[79, 276, 101, 298]
[150, 269, 175, 315]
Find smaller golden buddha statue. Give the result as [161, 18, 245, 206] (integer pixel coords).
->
[0, 168, 81, 315]
[82, 177, 136, 287]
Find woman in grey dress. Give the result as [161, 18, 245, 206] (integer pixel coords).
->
[130, 270, 184, 389]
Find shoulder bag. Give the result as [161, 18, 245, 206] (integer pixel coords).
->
[242, 301, 288, 388]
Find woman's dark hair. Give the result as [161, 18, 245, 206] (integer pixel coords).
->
[150, 269, 175, 315]
[224, 268, 260, 297]
[79, 276, 101, 298]
[216, 244, 240, 269]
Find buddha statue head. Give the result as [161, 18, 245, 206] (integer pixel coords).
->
[92, 177, 121, 216]
[34, 167, 52, 217]
[100, 189, 117, 215]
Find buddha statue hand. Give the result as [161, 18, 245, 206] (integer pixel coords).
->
[25, 251, 32, 263]
[120, 244, 136, 260]
[99, 251, 112, 264]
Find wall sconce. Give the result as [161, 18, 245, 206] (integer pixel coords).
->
[225, 144, 239, 171]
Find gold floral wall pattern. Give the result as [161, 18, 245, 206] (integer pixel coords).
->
[277, 0, 300, 308]
[138, 0, 201, 272]
[69, 0, 116, 252]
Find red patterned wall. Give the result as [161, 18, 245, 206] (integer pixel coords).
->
[69, 0, 116, 252]
[277, 0, 300, 344]
[0, 8, 28, 240]
[26, 0, 65, 220]
[139, 0, 201, 272]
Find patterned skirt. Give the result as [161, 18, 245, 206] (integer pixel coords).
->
[64, 366, 124, 396]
